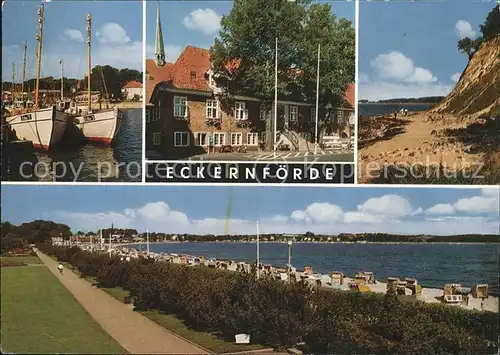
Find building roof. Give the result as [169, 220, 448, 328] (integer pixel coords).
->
[344, 83, 355, 108]
[122, 80, 143, 89]
[147, 45, 355, 106]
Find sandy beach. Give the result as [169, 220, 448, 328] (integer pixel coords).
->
[358, 111, 499, 183]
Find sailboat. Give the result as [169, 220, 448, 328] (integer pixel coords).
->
[71, 13, 123, 144]
[4, 4, 69, 151]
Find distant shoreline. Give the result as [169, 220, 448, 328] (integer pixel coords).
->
[116, 241, 499, 246]
[359, 102, 438, 106]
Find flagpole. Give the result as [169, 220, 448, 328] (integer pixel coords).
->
[273, 37, 278, 159]
[314, 43, 320, 156]
[256, 221, 260, 279]
[60, 59, 64, 101]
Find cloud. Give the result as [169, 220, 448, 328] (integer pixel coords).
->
[425, 189, 499, 215]
[96, 23, 131, 44]
[425, 203, 455, 215]
[44, 198, 499, 236]
[357, 194, 420, 218]
[451, 73, 461, 83]
[3, 22, 142, 81]
[370, 51, 437, 84]
[359, 72, 370, 85]
[362, 51, 446, 100]
[291, 202, 343, 223]
[455, 20, 476, 39]
[63, 29, 84, 43]
[183, 8, 221, 35]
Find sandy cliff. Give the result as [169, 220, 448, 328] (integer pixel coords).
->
[433, 37, 500, 118]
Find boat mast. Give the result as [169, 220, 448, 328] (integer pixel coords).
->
[21, 41, 27, 97]
[11, 62, 15, 93]
[60, 59, 63, 101]
[34, 4, 44, 109]
[86, 13, 91, 112]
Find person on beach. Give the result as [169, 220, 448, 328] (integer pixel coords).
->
[57, 264, 63, 275]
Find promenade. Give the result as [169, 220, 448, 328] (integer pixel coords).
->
[36, 250, 210, 354]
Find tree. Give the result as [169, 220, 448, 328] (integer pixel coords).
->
[457, 37, 476, 60]
[1, 233, 26, 253]
[480, 4, 500, 41]
[210, 0, 354, 149]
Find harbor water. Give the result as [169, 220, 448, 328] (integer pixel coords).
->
[136, 242, 499, 295]
[34, 108, 142, 182]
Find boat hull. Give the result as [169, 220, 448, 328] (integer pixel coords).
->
[75, 107, 122, 144]
[6, 107, 69, 151]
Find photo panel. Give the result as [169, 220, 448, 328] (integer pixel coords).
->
[1, 0, 143, 182]
[357, 1, 500, 185]
[144, 0, 356, 184]
[1, 184, 499, 353]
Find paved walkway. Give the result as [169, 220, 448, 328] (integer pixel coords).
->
[36, 251, 210, 354]
[185, 151, 353, 162]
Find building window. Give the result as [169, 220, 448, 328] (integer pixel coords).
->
[231, 132, 242, 145]
[213, 132, 225, 146]
[153, 133, 161, 146]
[235, 102, 248, 121]
[311, 107, 316, 120]
[154, 99, 161, 121]
[174, 131, 189, 147]
[146, 110, 151, 122]
[190, 71, 196, 81]
[174, 96, 188, 118]
[290, 106, 298, 121]
[206, 100, 219, 119]
[209, 73, 215, 87]
[260, 132, 266, 143]
[195, 132, 208, 146]
[260, 105, 271, 121]
[247, 132, 258, 145]
[336, 109, 344, 122]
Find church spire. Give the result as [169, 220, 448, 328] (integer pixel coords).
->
[154, 1, 165, 67]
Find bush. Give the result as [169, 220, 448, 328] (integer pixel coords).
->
[36, 245, 499, 353]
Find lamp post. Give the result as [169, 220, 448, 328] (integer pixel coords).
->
[287, 239, 293, 283]
[256, 221, 260, 279]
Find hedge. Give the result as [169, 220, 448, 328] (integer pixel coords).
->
[37, 244, 499, 354]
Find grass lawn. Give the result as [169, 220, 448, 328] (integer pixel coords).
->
[96, 284, 265, 353]
[1, 266, 126, 354]
[1, 255, 43, 265]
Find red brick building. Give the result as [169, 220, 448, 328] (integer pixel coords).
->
[145, 4, 354, 159]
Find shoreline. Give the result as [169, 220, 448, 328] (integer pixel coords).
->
[99, 243, 499, 312]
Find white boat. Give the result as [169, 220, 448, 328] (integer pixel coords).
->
[74, 106, 124, 144]
[6, 106, 68, 150]
[71, 13, 123, 145]
[4, 4, 69, 151]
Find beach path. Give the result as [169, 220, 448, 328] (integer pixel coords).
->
[358, 113, 485, 182]
[36, 250, 211, 354]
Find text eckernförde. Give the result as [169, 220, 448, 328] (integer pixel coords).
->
[146, 163, 355, 183]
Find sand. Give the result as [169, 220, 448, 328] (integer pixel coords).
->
[357, 112, 495, 183]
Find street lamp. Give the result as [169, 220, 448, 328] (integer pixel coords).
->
[287, 239, 293, 283]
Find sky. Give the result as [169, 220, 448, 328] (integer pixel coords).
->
[145, 0, 355, 62]
[2, 185, 498, 236]
[2, 0, 143, 81]
[359, 1, 497, 101]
